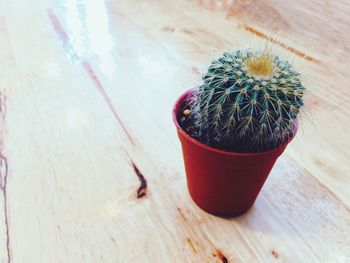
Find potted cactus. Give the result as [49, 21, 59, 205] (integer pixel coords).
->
[173, 48, 305, 216]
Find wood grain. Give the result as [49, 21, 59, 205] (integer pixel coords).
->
[0, 0, 349, 262]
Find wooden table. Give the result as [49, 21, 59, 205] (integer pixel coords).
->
[0, 0, 349, 262]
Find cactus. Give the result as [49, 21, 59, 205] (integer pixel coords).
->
[185, 48, 305, 152]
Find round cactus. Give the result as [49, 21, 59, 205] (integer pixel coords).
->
[185, 48, 305, 152]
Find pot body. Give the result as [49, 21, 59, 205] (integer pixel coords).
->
[173, 90, 296, 216]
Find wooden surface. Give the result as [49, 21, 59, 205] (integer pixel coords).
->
[0, 0, 349, 262]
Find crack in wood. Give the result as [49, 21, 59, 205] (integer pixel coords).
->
[213, 249, 229, 263]
[186, 238, 198, 253]
[271, 249, 279, 258]
[131, 161, 147, 198]
[81, 61, 135, 146]
[0, 154, 10, 263]
[243, 25, 319, 63]
[0, 92, 10, 263]
[47, 9, 135, 146]
[177, 207, 188, 222]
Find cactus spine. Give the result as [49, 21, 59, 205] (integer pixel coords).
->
[187, 48, 305, 152]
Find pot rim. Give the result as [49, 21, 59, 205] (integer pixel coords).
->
[172, 89, 297, 157]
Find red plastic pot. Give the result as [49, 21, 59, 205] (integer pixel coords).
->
[173, 90, 297, 216]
